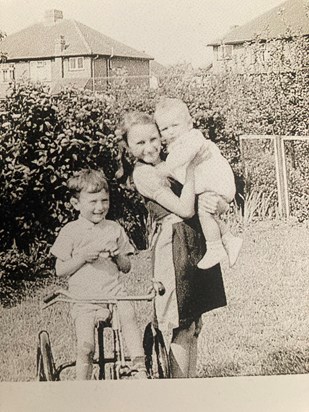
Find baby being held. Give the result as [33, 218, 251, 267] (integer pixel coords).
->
[154, 98, 243, 269]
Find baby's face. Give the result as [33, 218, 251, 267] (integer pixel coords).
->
[156, 108, 192, 147]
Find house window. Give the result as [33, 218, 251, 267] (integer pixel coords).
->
[2, 70, 8, 82]
[69, 57, 84, 71]
[37, 61, 46, 68]
[217, 44, 233, 61]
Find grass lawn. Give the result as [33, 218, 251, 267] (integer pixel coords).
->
[0, 220, 308, 382]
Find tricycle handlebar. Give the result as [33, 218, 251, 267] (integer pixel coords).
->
[42, 279, 165, 309]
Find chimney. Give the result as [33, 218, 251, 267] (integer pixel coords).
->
[55, 35, 66, 55]
[44, 9, 63, 25]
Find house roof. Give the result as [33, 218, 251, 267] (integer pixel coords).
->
[1, 19, 153, 60]
[208, 0, 309, 46]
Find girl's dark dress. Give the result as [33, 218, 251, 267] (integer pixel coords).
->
[133, 162, 227, 347]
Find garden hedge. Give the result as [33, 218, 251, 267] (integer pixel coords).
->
[0, 33, 308, 293]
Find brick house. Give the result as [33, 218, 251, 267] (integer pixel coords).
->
[207, 0, 309, 73]
[0, 9, 153, 93]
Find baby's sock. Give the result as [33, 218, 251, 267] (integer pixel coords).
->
[197, 240, 226, 269]
[222, 232, 243, 267]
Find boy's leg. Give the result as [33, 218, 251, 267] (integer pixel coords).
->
[117, 301, 147, 377]
[74, 308, 96, 380]
[197, 193, 226, 269]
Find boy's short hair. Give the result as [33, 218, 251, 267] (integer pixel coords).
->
[67, 169, 109, 199]
[154, 98, 191, 122]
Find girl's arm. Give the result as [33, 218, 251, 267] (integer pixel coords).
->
[155, 160, 196, 219]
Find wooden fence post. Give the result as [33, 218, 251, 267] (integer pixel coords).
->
[273, 135, 289, 218]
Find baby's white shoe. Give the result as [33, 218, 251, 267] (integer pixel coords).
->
[197, 241, 226, 269]
[222, 233, 243, 267]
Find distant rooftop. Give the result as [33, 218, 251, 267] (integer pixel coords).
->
[208, 0, 309, 46]
[1, 9, 153, 60]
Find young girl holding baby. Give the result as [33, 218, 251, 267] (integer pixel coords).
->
[117, 112, 227, 378]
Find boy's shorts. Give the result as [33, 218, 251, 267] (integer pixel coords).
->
[71, 303, 112, 324]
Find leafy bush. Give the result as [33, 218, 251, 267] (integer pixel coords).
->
[0, 83, 150, 252]
[0, 240, 54, 306]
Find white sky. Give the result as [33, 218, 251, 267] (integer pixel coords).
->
[0, 0, 285, 67]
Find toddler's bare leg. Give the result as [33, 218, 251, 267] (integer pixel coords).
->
[197, 193, 226, 269]
[75, 312, 96, 380]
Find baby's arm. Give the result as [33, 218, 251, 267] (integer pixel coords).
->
[166, 130, 209, 170]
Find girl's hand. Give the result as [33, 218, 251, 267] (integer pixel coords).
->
[199, 192, 229, 215]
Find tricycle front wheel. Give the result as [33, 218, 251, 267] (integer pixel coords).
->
[143, 323, 171, 379]
[37, 331, 57, 381]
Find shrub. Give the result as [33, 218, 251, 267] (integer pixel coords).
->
[0, 83, 150, 252]
[0, 240, 54, 306]
[0, 31, 308, 260]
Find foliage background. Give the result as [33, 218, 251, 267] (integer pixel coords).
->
[0, 34, 308, 301]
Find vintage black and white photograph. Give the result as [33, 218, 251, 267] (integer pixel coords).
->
[0, 0, 308, 410]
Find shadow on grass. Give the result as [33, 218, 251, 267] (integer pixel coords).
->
[198, 348, 309, 378]
[198, 361, 241, 378]
[261, 348, 309, 375]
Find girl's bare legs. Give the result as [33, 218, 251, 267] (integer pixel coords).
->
[169, 321, 199, 378]
[188, 318, 203, 378]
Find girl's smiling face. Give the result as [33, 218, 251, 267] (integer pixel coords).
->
[127, 123, 161, 165]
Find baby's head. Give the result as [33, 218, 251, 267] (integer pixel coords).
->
[154, 98, 193, 146]
[67, 169, 110, 224]
[117, 111, 162, 165]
